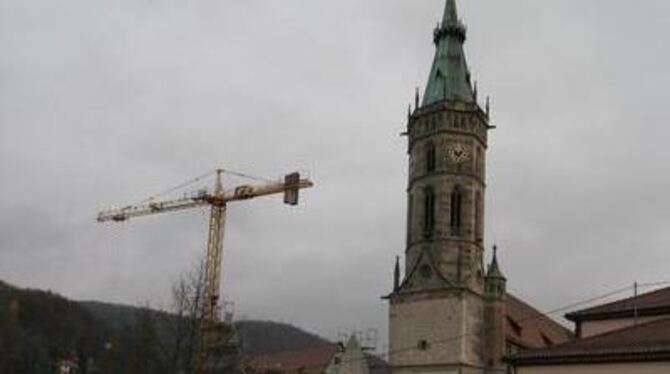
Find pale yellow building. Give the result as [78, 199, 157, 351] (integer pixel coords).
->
[509, 287, 670, 373]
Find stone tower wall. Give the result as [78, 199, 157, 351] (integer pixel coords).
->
[405, 105, 488, 291]
[389, 291, 486, 372]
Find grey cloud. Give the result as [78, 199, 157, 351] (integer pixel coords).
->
[1, 0, 670, 346]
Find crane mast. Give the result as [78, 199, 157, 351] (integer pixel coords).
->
[97, 169, 313, 373]
[201, 170, 226, 364]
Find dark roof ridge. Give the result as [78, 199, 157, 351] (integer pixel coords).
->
[510, 317, 670, 362]
[510, 347, 670, 366]
[566, 286, 670, 321]
[572, 316, 670, 343]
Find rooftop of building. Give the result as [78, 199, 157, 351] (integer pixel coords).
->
[242, 343, 389, 374]
[566, 286, 670, 322]
[506, 293, 574, 349]
[243, 344, 339, 374]
[508, 317, 670, 366]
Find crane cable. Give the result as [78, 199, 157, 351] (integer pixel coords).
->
[133, 168, 275, 206]
[137, 171, 214, 204]
[219, 168, 275, 183]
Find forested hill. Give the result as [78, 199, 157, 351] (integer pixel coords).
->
[0, 280, 330, 372]
[0, 281, 109, 373]
[80, 300, 330, 354]
[236, 320, 330, 354]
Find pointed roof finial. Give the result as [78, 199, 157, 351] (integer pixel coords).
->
[393, 256, 401, 292]
[415, 87, 420, 109]
[487, 244, 505, 279]
[444, 0, 459, 25]
[486, 96, 491, 118]
[473, 81, 478, 102]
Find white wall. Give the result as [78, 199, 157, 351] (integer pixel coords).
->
[515, 362, 670, 374]
[581, 316, 667, 338]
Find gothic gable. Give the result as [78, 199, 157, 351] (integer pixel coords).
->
[397, 246, 452, 293]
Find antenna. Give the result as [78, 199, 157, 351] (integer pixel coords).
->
[336, 332, 349, 344]
[364, 328, 379, 353]
[486, 96, 491, 118]
[354, 330, 363, 345]
[415, 87, 420, 109]
[473, 81, 478, 102]
[222, 300, 235, 323]
[634, 281, 639, 326]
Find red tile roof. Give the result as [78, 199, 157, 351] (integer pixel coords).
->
[243, 345, 338, 374]
[506, 293, 573, 349]
[566, 286, 670, 321]
[509, 317, 670, 365]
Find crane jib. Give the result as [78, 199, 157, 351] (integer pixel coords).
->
[95, 169, 314, 373]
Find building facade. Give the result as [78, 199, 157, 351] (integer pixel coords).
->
[386, 3, 670, 374]
[509, 287, 670, 373]
[387, 1, 503, 373]
[386, 1, 571, 373]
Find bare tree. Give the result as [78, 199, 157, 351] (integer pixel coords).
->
[135, 261, 242, 374]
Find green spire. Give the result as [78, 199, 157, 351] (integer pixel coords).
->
[443, 0, 459, 24]
[422, 0, 474, 106]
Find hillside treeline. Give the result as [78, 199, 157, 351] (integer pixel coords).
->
[0, 281, 328, 374]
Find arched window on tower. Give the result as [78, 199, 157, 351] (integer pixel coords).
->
[423, 187, 436, 237]
[407, 193, 414, 244]
[475, 191, 482, 242]
[450, 187, 463, 236]
[476, 147, 483, 175]
[473, 147, 478, 173]
[426, 143, 436, 173]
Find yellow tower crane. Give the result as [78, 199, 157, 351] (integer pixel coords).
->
[97, 169, 313, 372]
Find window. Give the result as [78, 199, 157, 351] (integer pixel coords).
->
[507, 316, 522, 337]
[423, 187, 436, 236]
[450, 187, 463, 235]
[426, 143, 436, 173]
[475, 191, 482, 241]
[407, 194, 414, 244]
[476, 147, 483, 174]
[418, 340, 429, 350]
[420, 264, 433, 279]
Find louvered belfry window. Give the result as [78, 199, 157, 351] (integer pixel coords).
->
[450, 187, 462, 236]
[423, 187, 436, 236]
[426, 143, 437, 173]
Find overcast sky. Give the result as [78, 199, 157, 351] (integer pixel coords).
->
[2, 0, 670, 350]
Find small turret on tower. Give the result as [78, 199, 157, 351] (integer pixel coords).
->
[393, 256, 401, 292]
[486, 245, 506, 287]
[484, 245, 507, 372]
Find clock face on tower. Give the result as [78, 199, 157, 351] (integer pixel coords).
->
[447, 143, 469, 163]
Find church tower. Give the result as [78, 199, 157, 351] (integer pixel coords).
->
[388, 1, 504, 373]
